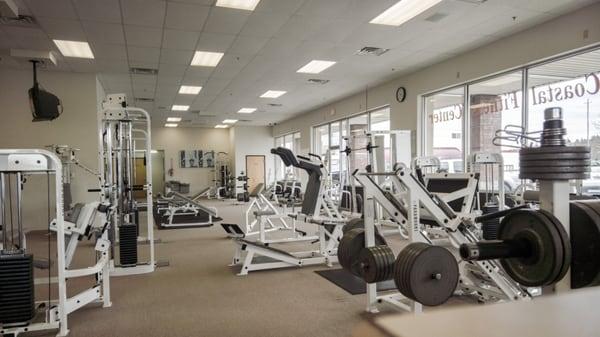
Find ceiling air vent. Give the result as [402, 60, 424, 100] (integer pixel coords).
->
[425, 12, 448, 22]
[308, 78, 330, 85]
[355, 47, 390, 57]
[268, 103, 283, 107]
[130, 67, 158, 75]
[135, 97, 154, 102]
[0, 15, 37, 28]
[456, 0, 487, 3]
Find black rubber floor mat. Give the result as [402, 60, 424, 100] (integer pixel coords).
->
[315, 268, 396, 295]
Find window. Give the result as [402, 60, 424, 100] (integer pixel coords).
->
[274, 131, 301, 181]
[424, 87, 465, 172]
[312, 106, 391, 180]
[421, 46, 600, 193]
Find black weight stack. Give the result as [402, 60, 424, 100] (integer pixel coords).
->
[119, 223, 138, 267]
[0, 253, 35, 324]
[481, 204, 500, 240]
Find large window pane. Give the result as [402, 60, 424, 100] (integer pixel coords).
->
[314, 125, 329, 161]
[348, 114, 369, 171]
[527, 49, 600, 194]
[370, 107, 392, 170]
[469, 71, 523, 191]
[424, 87, 465, 172]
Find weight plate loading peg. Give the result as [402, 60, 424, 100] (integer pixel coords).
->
[394, 242, 459, 306]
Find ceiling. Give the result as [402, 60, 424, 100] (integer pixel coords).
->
[0, 0, 596, 127]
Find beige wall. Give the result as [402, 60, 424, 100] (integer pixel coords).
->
[230, 126, 275, 183]
[0, 67, 101, 230]
[273, 3, 600, 156]
[151, 127, 230, 195]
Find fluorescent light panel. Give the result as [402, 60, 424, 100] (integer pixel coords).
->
[53, 40, 94, 59]
[260, 90, 287, 98]
[216, 0, 261, 11]
[238, 108, 257, 114]
[191, 51, 224, 67]
[370, 0, 443, 26]
[167, 117, 182, 122]
[165, 123, 178, 127]
[297, 60, 336, 74]
[179, 85, 202, 94]
[215, 124, 229, 128]
[171, 105, 189, 111]
[222, 119, 238, 124]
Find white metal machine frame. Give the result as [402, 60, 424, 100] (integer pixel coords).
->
[155, 191, 218, 228]
[355, 165, 528, 313]
[0, 149, 111, 337]
[98, 94, 155, 276]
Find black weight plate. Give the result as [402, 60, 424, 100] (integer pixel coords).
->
[337, 228, 386, 276]
[520, 152, 591, 161]
[394, 243, 423, 300]
[569, 201, 600, 288]
[536, 209, 571, 285]
[498, 209, 564, 287]
[359, 245, 395, 283]
[408, 245, 458, 306]
[343, 218, 364, 234]
[520, 160, 590, 167]
[519, 172, 590, 180]
[401, 243, 426, 300]
[520, 146, 590, 155]
[520, 166, 590, 173]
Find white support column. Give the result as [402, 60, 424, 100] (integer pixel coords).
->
[539, 180, 570, 292]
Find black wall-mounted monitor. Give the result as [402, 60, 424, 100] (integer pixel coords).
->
[28, 61, 62, 122]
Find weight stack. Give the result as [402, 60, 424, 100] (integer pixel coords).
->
[0, 253, 35, 324]
[481, 204, 500, 240]
[119, 223, 138, 267]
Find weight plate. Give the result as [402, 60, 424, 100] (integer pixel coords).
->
[498, 209, 565, 287]
[520, 146, 590, 155]
[337, 228, 386, 276]
[358, 245, 395, 283]
[569, 201, 600, 289]
[520, 166, 590, 173]
[519, 152, 591, 161]
[519, 160, 590, 167]
[394, 243, 458, 306]
[519, 172, 590, 180]
[343, 218, 364, 234]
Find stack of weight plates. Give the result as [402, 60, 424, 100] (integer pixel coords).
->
[519, 146, 590, 180]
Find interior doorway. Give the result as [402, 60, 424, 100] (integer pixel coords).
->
[132, 150, 165, 200]
[246, 155, 265, 194]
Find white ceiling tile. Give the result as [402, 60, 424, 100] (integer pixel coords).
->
[297, 0, 352, 18]
[239, 12, 291, 38]
[121, 0, 166, 27]
[82, 22, 125, 45]
[96, 59, 130, 73]
[24, 0, 78, 19]
[228, 35, 270, 56]
[157, 74, 183, 85]
[162, 29, 200, 50]
[159, 63, 188, 76]
[128, 46, 161, 64]
[73, 0, 122, 24]
[90, 43, 128, 60]
[124, 25, 163, 48]
[1, 26, 54, 50]
[160, 49, 193, 65]
[130, 60, 159, 69]
[67, 58, 97, 73]
[165, 2, 210, 31]
[201, 78, 232, 96]
[183, 67, 212, 81]
[254, 0, 306, 14]
[132, 73, 156, 85]
[203, 7, 251, 35]
[36, 18, 86, 40]
[196, 33, 236, 52]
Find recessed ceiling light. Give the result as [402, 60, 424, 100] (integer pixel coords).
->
[191, 51, 224, 67]
[238, 108, 257, 114]
[171, 105, 189, 111]
[53, 40, 94, 59]
[297, 60, 336, 74]
[260, 90, 287, 98]
[222, 119, 238, 124]
[215, 124, 229, 128]
[216, 0, 261, 11]
[370, 0, 443, 26]
[165, 123, 178, 128]
[179, 85, 202, 94]
[167, 117, 182, 122]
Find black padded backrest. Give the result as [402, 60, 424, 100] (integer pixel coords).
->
[271, 147, 299, 167]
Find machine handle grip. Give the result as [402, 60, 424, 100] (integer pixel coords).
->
[88, 188, 101, 192]
[474, 205, 528, 223]
[308, 153, 321, 161]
